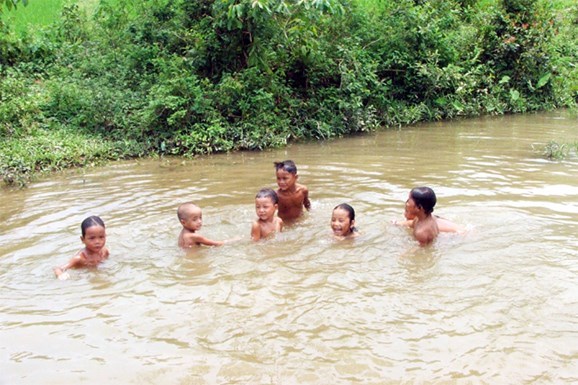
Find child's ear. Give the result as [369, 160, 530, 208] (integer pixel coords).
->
[80, 235, 84, 243]
[179, 218, 186, 225]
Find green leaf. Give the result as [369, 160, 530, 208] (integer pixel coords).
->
[509, 89, 519, 101]
[434, 97, 448, 106]
[536, 73, 551, 89]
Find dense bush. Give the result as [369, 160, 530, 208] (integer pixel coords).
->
[0, 0, 576, 185]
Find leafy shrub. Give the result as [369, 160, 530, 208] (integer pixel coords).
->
[0, 67, 44, 137]
[477, 0, 560, 111]
[0, 0, 576, 186]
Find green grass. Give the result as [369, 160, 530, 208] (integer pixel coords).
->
[3, 0, 65, 35]
[2, 0, 103, 35]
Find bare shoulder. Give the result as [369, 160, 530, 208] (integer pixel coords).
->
[297, 183, 310, 209]
[275, 217, 284, 230]
[413, 219, 439, 245]
[413, 227, 435, 245]
[180, 230, 200, 248]
[296, 183, 308, 192]
[75, 250, 89, 264]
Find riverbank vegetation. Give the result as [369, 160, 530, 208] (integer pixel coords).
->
[1, 0, 577, 186]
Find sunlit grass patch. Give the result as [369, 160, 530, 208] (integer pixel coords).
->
[2, 0, 64, 34]
[2, 0, 111, 35]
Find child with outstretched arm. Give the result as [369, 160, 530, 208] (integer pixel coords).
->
[177, 202, 238, 248]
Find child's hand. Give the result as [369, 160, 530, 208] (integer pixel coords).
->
[58, 271, 70, 280]
[54, 267, 69, 280]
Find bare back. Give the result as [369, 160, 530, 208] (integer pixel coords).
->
[413, 215, 439, 245]
[178, 228, 199, 248]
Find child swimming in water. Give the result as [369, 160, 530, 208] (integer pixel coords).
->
[394, 189, 464, 233]
[177, 202, 234, 248]
[53, 216, 110, 280]
[251, 188, 283, 241]
[331, 203, 360, 240]
[401, 187, 439, 245]
[274, 160, 311, 223]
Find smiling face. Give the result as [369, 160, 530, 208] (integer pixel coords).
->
[331, 208, 355, 237]
[276, 169, 298, 191]
[81, 225, 107, 254]
[255, 196, 277, 221]
[181, 206, 203, 232]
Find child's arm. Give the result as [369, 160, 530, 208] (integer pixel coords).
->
[53, 253, 83, 279]
[190, 233, 225, 247]
[302, 186, 311, 211]
[276, 218, 284, 233]
[393, 219, 414, 228]
[435, 217, 465, 233]
[251, 221, 261, 241]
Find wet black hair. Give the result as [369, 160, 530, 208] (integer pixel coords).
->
[333, 203, 358, 232]
[256, 188, 279, 204]
[274, 160, 297, 174]
[410, 186, 436, 215]
[81, 216, 105, 237]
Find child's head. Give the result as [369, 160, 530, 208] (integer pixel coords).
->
[274, 160, 297, 174]
[177, 202, 203, 232]
[331, 203, 357, 237]
[255, 188, 278, 221]
[80, 216, 106, 252]
[274, 160, 298, 191]
[81, 216, 105, 236]
[407, 187, 437, 216]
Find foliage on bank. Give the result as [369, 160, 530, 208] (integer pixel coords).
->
[1, 0, 577, 186]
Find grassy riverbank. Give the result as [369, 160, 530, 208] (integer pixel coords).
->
[1, 0, 577, 186]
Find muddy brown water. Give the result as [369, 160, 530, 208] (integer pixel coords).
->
[1, 111, 577, 384]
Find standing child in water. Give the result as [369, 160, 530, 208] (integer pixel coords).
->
[177, 202, 234, 248]
[274, 160, 311, 223]
[53, 216, 110, 280]
[331, 203, 360, 240]
[252, 188, 283, 241]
